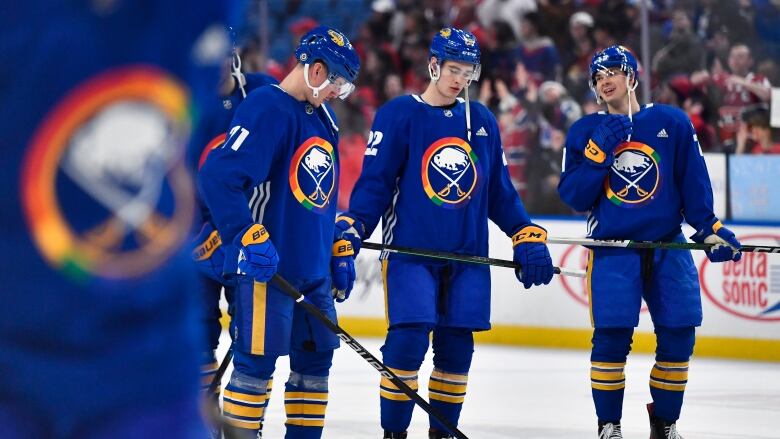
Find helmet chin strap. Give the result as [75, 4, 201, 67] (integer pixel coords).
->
[464, 81, 472, 141]
[428, 60, 441, 82]
[231, 51, 247, 98]
[303, 63, 331, 99]
[626, 73, 638, 141]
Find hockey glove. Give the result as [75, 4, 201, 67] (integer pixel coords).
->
[191, 222, 231, 284]
[334, 214, 365, 256]
[331, 239, 356, 302]
[234, 223, 279, 282]
[692, 221, 742, 263]
[585, 114, 633, 167]
[512, 224, 554, 290]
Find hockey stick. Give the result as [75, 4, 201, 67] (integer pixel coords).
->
[546, 237, 780, 253]
[362, 242, 586, 278]
[207, 346, 234, 396]
[270, 274, 469, 439]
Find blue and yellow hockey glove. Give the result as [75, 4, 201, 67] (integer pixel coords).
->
[585, 114, 632, 167]
[512, 224, 554, 290]
[233, 223, 279, 282]
[692, 221, 742, 263]
[334, 214, 365, 256]
[191, 222, 232, 284]
[331, 239, 356, 302]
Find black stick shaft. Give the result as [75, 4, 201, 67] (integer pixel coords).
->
[361, 242, 588, 278]
[207, 346, 233, 395]
[270, 274, 469, 439]
[547, 237, 780, 253]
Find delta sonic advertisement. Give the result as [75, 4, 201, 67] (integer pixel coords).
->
[699, 233, 780, 324]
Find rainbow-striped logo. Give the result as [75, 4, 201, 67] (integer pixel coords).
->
[605, 141, 661, 207]
[421, 137, 481, 209]
[20, 66, 195, 281]
[289, 137, 337, 214]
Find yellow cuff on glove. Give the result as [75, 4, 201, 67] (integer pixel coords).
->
[192, 229, 222, 261]
[241, 224, 270, 246]
[332, 239, 355, 257]
[585, 139, 607, 164]
[512, 225, 547, 246]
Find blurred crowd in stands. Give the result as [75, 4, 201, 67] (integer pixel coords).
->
[238, 0, 780, 214]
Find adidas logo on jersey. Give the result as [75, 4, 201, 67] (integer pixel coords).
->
[657, 128, 668, 138]
[476, 126, 488, 136]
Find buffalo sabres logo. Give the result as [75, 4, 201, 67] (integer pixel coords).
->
[289, 137, 337, 213]
[421, 137, 481, 209]
[328, 29, 345, 47]
[440, 28, 452, 38]
[604, 142, 661, 207]
[21, 67, 194, 280]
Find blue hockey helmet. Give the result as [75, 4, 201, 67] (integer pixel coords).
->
[295, 26, 360, 99]
[429, 27, 482, 81]
[589, 45, 638, 88]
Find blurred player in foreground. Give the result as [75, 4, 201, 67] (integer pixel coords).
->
[0, 1, 230, 437]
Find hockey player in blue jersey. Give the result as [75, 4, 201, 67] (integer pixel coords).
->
[198, 26, 360, 439]
[0, 1, 230, 438]
[189, 47, 277, 435]
[334, 28, 554, 439]
[558, 45, 742, 439]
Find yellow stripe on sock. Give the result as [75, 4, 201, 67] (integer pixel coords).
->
[429, 390, 465, 404]
[285, 403, 328, 416]
[591, 370, 625, 381]
[224, 389, 266, 404]
[224, 417, 261, 430]
[591, 381, 626, 390]
[649, 379, 687, 391]
[224, 401, 264, 418]
[285, 418, 325, 427]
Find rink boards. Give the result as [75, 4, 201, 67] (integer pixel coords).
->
[336, 219, 780, 362]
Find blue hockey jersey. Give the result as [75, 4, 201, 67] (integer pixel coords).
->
[346, 95, 532, 258]
[190, 72, 278, 224]
[198, 85, 341, 279]
[558, 104, 719, 241]
[0, 0, 228, 431]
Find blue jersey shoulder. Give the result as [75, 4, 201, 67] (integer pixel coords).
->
[644, 103, 690, 126]
[376, 95, 418, 119]
[234, 85, 288, 124]
[244, 72, 278, 91]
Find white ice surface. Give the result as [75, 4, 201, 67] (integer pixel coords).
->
[215, 333, 780, 438]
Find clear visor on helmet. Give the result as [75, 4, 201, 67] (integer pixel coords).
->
[327, 72, 356, 100]
[443, 62, 482, 82]
[591, 65, 630, 87]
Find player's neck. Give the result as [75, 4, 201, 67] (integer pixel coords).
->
[279, 68, 309, 102]
[606, 94, 641, 116]
[421, 82, 457, 107]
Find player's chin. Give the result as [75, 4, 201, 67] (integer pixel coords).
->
[448, 85, 463, 95]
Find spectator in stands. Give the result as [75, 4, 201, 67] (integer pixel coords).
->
[538, 80, 582, 131]
[562, 11, 596, 101]
[480, 20, 518, 88]
[652, 8, 705, 82]
[514, 11, 562, 85]
[476, 0, 537, 42]
[736, 107, 780, 154]
[701, 43, 772, 152]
